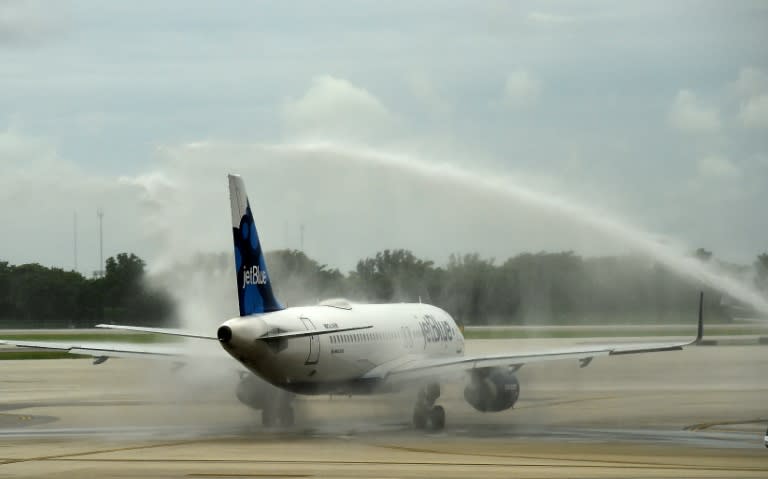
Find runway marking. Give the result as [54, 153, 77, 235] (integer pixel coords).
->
[188, 475, 310, 478]
[514, 395, 616, 409]
[371, 443, 768, 472]
[0, 439, 208, 466]
[0, 412, 58, 428]
[1, 439, 765, 474]
[684, 418, 767, 432]
[22, 458, 768, 474]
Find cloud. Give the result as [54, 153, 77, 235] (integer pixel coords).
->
[696, 154, 741, 179]
[281, 75, 396, 142]
[527, 12, 575, 25]
[0, 0, 63, 45]
[739, 94, 768, 129]
[406, 71, 451, 115]
[0, 127, 53, 164]
[503, 70, 540, 109]
[0, 129, 143, 273]
[731, 67, 768, 99]
[668, 90, 721, 133]
[725, 67, 768, 129]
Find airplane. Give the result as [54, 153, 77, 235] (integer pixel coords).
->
[0, 174, 706, 431]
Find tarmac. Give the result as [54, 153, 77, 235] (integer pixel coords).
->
[0, 338, 766, 478]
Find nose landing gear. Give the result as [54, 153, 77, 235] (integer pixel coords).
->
[413, 382, 445, 431]
[261, 391, 295, 427]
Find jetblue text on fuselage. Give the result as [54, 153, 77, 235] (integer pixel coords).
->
[419, 314, 454, 348]
[243, 265, 268, 287]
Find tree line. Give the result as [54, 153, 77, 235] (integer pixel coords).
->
[1, 249, 766, 328]
[267, 248, 768, 325]
[0, 253, 173, 328]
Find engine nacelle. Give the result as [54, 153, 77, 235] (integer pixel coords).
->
[235, 373, 271, 410]
[464, 369, 520, 412]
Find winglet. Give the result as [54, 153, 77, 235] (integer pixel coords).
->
[695, 291, 704, 345]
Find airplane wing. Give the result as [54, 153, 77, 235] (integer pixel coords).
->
[96, 323, 373, 340]
[0, 339, 188, 361]
[365, 294, 705, 384]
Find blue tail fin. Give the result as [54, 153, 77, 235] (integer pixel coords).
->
[228, 174, 283, 315]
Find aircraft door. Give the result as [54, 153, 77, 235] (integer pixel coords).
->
[300, 317, 320, 365]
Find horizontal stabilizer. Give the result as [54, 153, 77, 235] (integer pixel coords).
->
[96, 324, 216, 340]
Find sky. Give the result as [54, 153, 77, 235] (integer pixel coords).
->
[1, 0, 767, 277]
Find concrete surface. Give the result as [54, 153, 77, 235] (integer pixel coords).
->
[1, 338, 766, 478]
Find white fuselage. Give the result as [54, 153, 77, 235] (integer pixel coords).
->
[219, 303, 465, 394]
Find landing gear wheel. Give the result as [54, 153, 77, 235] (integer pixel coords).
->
[261, 390, 295, 428]
[426, 405, 445, 431]
[413, 382, 444, 431]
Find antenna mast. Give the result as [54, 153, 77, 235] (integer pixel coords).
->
[97, 208, 104, 277]
[73, 212, 78, 272]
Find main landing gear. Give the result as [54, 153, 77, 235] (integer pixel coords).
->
[261, 391, 295, 427]
[412, 382, 445, 431]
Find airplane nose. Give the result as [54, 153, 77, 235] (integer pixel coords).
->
[217, 325, 232, 344]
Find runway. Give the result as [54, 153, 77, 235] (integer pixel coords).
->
[1, 338, 766, 477]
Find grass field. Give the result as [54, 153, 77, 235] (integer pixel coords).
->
[0, 351, 87, 360]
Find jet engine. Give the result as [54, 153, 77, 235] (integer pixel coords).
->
[235, 373, 272, 410]
[464, 368, 520, 412]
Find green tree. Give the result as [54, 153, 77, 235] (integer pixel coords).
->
[350, 249, 435, 302]
[265, 249, 345, 306]
[441, 253, 496, 325]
